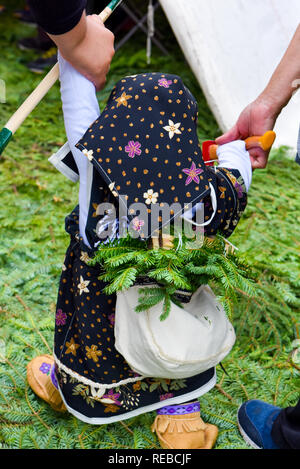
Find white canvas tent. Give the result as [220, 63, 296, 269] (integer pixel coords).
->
[159, 0, 300, 149]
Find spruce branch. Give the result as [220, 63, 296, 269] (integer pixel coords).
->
[93, 233, 257, 321]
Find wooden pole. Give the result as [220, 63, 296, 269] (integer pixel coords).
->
[0, 0, 123, 154]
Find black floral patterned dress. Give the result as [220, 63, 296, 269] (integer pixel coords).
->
[52, 73, 247, 424]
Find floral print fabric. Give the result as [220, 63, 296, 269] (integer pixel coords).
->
[54, 209, 215, 422]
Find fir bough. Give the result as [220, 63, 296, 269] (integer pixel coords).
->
[90, 234, 257, 320]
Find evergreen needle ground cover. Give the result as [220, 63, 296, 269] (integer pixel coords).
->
[0, 0, 299, 449]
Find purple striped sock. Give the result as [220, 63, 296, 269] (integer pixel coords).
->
[157, 401, 200, 415]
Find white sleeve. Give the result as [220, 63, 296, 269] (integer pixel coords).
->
[58, 51, 100, 162]
[58, 52, 101, 249]
[217, 140, 252, 192]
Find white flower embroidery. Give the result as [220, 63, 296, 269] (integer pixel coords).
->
[90, 387, 106, 399]
[109, 182, 118, 197]
[77, 276, 90, 295]
[62, 264, 67, 271]
[82, 149, 94, 161]
[99, 398, 116, 404]
[143, 189, 159, 205]
[163, 120, 182, 139]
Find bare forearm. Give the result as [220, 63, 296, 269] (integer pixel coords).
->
[216, 24, 300, 170]
[49, 12, 115, 91]
[260, 23, 300, 116]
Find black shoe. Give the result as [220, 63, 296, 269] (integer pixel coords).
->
[18, 37, 54, 53]
[27, 49, 57, 74]
[14, 8, 36, 26]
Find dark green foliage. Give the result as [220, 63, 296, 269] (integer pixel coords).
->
[0, 0, 299, 450]
[91, 235, 257, 320]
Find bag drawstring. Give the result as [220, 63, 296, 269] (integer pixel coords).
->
[181, 183, 217, 228]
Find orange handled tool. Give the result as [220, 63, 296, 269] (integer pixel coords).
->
[202, 131, 276, 165]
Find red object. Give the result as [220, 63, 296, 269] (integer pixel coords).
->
[202, 140, 216, 166]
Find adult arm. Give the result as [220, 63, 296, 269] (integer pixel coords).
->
[216, 23, 300, 169]
[28, 1, 115, 90]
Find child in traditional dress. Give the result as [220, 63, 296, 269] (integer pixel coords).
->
[27, 52, 252, 449]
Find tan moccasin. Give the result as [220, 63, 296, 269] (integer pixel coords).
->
[152, 405, 218, 449]
[27, 354, 66, 413]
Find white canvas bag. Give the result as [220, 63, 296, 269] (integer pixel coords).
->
[114, 284, 236, 379]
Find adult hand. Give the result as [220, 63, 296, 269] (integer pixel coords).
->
[215, 97, 278, 169]
[49, 13, 115, 91]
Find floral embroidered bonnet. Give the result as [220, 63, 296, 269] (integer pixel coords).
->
[75, 72, 213, 238]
